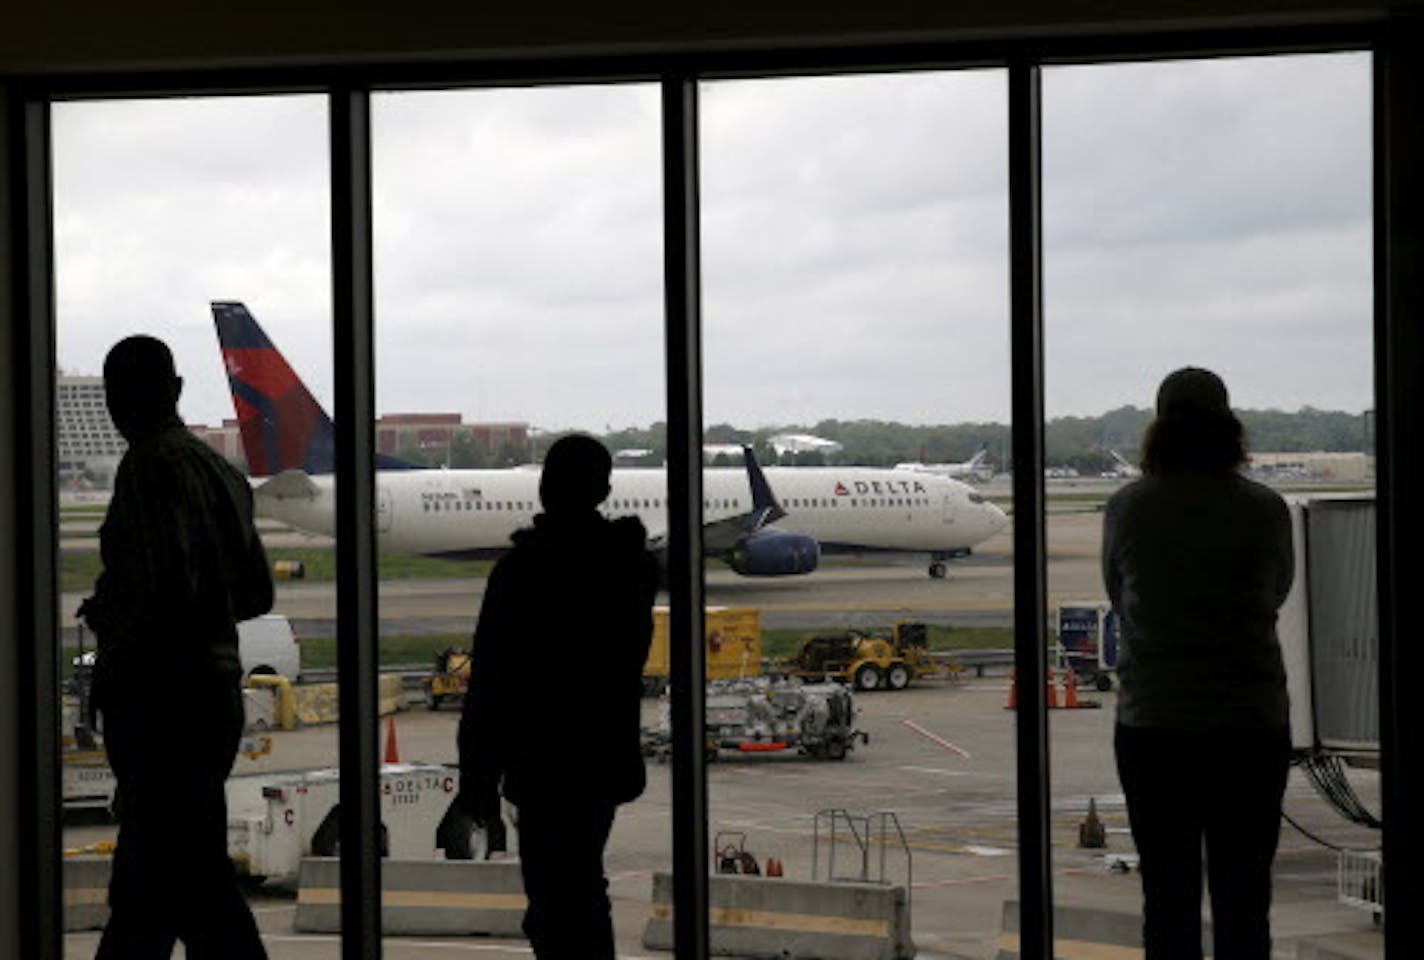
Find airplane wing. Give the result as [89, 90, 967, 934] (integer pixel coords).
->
[646, 445, 786, 553]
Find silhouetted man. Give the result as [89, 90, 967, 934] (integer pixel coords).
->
[81, 335, 272, 959]
[458, 434, 657, 959]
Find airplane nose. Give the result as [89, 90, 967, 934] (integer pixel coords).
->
[985, 501, 1009, 535]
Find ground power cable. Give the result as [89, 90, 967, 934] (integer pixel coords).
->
[1298, 752, 1382, 829]
[1281, 752, 1381, 853]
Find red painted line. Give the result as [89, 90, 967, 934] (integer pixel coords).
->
[899, 719, 973, 760]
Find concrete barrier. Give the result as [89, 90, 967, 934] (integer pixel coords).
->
[642, 872, 914, 960]
[294, 857, 526, 936]
[63, 856, 111, 932]
[996, 901, 1211, 960]
[293, 675, 404, 726]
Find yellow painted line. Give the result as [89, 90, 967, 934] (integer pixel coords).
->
[650, 903, 888, 938]
[299, 888, 525, 910]
[64, 889, 107, 907]
[998, 933, 1213, 960]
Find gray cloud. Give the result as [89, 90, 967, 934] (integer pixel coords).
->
[52, 54, 1372, 436]
[1043, 52, 1372, 415]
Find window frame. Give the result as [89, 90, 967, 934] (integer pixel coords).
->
[8, 19, 1419, 960]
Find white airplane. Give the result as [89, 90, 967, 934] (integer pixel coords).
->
[1103, 449, 1141, 479]
[214, 302, 1008, 579]
[894, 446, 993, 483]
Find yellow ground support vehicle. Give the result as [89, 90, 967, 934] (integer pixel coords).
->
[791, 621, 942, 692]
[422, 648, 472, 710]
[643, 607, 762, 696]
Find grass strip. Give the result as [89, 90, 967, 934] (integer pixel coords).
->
[294, 625, 1017, 672]
[299, 634, 468, 671]
[60, 548, 490, 592]
[761, 624, 1013, 659]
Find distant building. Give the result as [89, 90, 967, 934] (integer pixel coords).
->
[184, 414, 531, 474]
[190, 420, 244, 465]
[57, 375, 125, 487]
[1249, 451, 1371, 481]
[376, 414, 528, 464]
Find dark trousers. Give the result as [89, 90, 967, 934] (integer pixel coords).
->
[96, 667, 266, 960]
[516, 799, 618, 960]
[1115, 724, 1291, 960]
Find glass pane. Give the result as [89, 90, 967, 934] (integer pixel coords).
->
[372, 83, 666, 957]
[52, 95, 336, 957]
[701, 70, 1015, 960]
[1044, 53, 1379, 960]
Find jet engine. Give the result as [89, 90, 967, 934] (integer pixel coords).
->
[728, 528, 820, 576]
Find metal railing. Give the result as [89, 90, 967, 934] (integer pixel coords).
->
[812, 808, 912, 902]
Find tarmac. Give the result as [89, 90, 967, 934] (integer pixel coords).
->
[62, 680, 1383, 959]
[59, 488, 1386, 959]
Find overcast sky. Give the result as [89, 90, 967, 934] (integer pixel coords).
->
[51, 52, 1372, 432]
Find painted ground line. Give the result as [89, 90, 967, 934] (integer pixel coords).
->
[898, 719, 973, 759]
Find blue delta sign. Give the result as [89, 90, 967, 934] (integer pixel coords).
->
[1056, 602, 1119, 684]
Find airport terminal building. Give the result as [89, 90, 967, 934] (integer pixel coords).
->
[56, 375, 124, 488]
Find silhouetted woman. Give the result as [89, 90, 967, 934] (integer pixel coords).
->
[1103, 368, 1293, 960]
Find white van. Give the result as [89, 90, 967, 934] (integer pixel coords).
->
[71, 613, 300, 682]
[238, 614, 301, 682]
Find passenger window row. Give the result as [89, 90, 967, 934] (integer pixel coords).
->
[422, 499, 532, 513]
[421, 496, 750, 515]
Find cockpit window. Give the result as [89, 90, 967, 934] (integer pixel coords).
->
[968, 493, 987, 504]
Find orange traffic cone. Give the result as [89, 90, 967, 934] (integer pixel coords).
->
[384, 714, 400, 764]
[1005, 668, 1018, 710]
[766, 857, 784, 877]
[1046, 668, 1059, 709]
[1063, 669, 1080, 709]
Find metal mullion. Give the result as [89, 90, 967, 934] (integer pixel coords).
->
[1008, 58, 1052, 960]
[26, 19, 1380, 101]
[661, 73, 710, 960]
[330, 85, 382, 960]
[8, 87, 61, 960]
[1374, 30, 1423, 960]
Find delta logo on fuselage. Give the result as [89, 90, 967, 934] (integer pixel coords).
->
[418, 481, 487, 504]
[834, 479, 927, 496]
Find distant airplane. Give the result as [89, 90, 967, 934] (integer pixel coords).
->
[894, 446, 993, 483]
[213, 302, 1008, 579]
[1103, 450, 1141, 479]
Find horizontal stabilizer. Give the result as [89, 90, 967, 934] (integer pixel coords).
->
[254, 469, 320, 501]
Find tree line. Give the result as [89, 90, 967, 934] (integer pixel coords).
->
[403, 406, 1372, 472]
[593, 406, 1373, 473]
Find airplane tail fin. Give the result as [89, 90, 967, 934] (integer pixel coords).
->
[967, 446, 988, 468]
[212, 301, 337, 477]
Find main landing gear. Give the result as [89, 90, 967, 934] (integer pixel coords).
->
[928, 550, 964, 579]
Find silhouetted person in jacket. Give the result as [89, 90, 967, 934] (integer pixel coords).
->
[458, 434, 657, 960]
[1103, 368, 1293, 960]
[80, 336, 273, 960]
